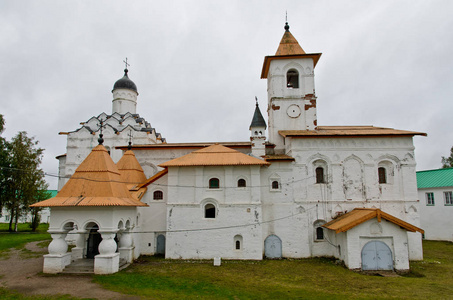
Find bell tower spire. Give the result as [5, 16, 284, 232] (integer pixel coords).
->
[261, 23, 322, 153]
[250, 97, 267, 157]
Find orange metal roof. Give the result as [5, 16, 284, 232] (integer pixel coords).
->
[275, 30, 306, 56]
[159, 144, 270, 167]
[261, 28, 321, 79]
[116, 141, 252, 150]
[31, 145, 147, 207]
[323, 208, 424, 234]
[117, 150, 147, 185]
[279, 126, 427, 138]
[139, 168, 168, 188]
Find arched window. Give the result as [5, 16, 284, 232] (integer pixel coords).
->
[153, 190, 163, 200]
[316, 167, 325, 183]
[314, 220, 326, 241]
[272, 180, 279, 190]
[316, 227, 324, 240]
[205, 204, 216, 218]
[209, 178, 220, 189]
[286, 69, 299, 88]
[378, 167, 387, 184]
[237, 179, 246, 188]
[234, 235, 243, 250]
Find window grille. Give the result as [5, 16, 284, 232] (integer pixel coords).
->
[237, 179, 246, 188]
[209, 178, 220, 189]
[426, 192, 435, 206]
[378, 167, 387, 184]
[153, 191, 163, 200]
[444, 191, 453, 205]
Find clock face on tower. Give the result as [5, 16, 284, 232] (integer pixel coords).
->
[287, 104, 301, 118]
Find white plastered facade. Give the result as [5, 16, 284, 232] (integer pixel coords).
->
[47, 28, 424, 273]
[418, 186, 453, 241]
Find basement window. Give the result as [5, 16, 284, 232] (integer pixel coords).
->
[234, 235, 243, 250]
[153, 190, 163, 200]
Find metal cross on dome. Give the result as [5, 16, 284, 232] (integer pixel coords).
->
[123, 57, 130, 70]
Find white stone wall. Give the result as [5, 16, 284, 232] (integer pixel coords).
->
[267, 58, 317, 151]
[253, 135, 423, 260]
[165, 165, 264, 259]
[112, 88, 137, 115]
[418, 186, 453, 241]
[58, 123, 162, 189]
[138, 175, 168, 254]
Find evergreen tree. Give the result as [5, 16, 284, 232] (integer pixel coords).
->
[441, 146, 453, 168]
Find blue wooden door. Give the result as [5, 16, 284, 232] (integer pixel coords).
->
[264, 235, 282, 258]
[362, 241, 393, 270]
[156, 235, 166, 255]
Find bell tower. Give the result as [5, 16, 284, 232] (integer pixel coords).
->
[261, 22, 322, 153]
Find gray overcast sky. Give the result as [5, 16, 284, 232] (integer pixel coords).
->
[1, 1, 452, 190]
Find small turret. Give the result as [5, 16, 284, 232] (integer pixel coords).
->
[250, 98, 267, 157]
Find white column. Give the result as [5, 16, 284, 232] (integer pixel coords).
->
[94, 229, 120, 274]
[119, 228, 135, 263]
[71, 230, 87, 260]
[43, 230, 72, 274]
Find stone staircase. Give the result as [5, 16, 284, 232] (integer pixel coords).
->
[61, 258, 129, 274]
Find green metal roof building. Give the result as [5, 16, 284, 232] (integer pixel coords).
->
[416, 167, 453, 241]
[416, 167, 453, 189]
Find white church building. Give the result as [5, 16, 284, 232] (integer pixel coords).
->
[32, 22, 425, 274]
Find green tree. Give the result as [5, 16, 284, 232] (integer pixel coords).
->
[441, 146, 453, 168]
[29, 188, 51, 231]
[0, 114, 8, 216]
[4, 131, 47, 232]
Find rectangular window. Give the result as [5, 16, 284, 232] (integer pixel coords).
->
[426, 192, 435, 206]
[444, 191, 453, 206]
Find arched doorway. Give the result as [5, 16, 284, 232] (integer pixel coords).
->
[264, 235, 282, 258]
[361, 240, 393, 270]
[86, 224, 101, 259]
[156, 234, 166, 255]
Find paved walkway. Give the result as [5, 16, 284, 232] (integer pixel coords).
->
[0, 241, 139, 299]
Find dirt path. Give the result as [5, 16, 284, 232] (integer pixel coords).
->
[0, 241, 140, 299]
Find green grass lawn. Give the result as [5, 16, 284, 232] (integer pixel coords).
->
[1, 227, 451, 299]
[94, 240, 453, 300]
[0, 223, 50, 255]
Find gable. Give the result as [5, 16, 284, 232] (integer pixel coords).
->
[323, 208, 423, 234]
